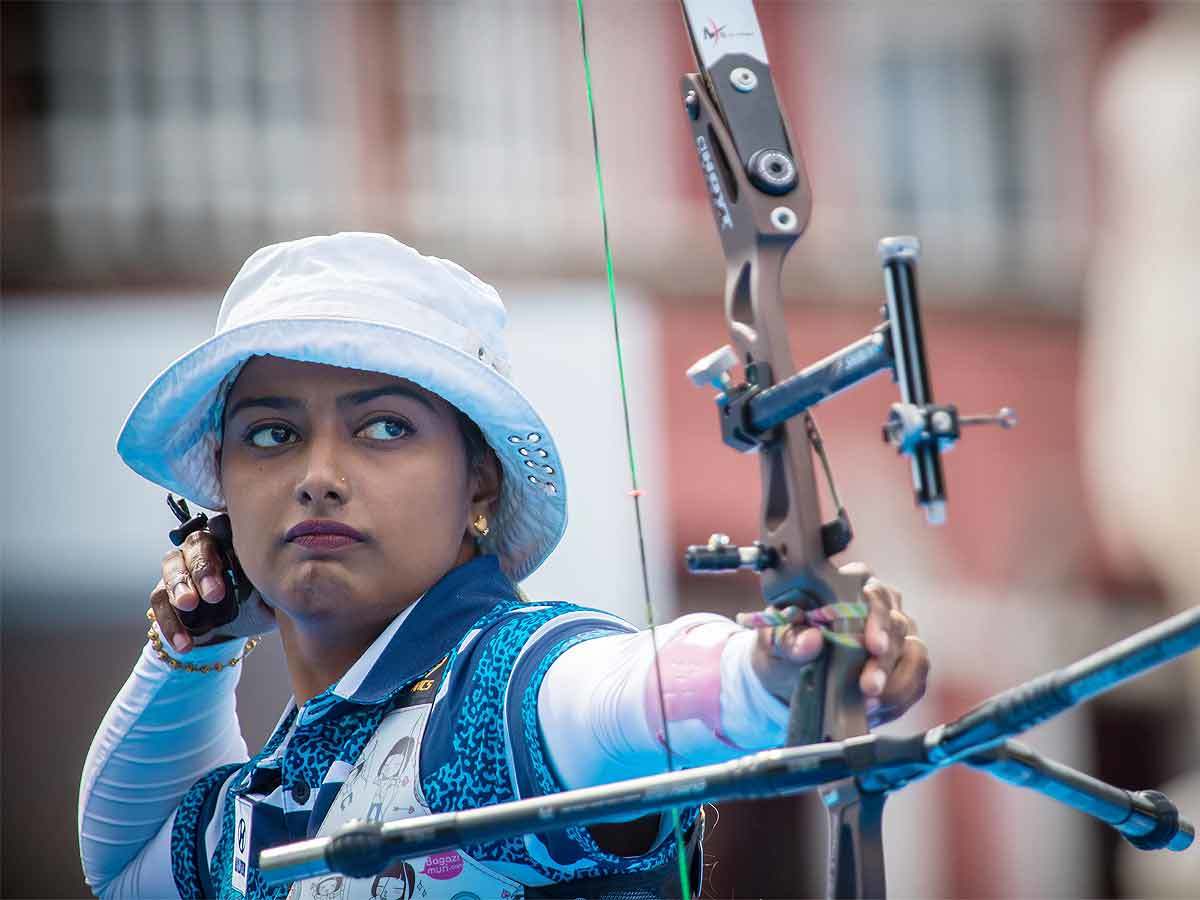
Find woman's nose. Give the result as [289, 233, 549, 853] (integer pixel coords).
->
[293, 433, 350, 506]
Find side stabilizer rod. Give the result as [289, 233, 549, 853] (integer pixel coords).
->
[968, 740, 1193, 852]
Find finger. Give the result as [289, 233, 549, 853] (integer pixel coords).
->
[150, 577, 192, 654]
[180, 531, 226, 605]
[862, 607, 917, 696]
[862, 610, 912, 695]
[881, 635, 930, 708]
[863, 587, 906, 666]
[756, 623, 825, 665]
[838, 560, 873, 582]
[868, 576, 902, 612]
[161, 548, 200, 612]
[859, 656, 890, 697]
[869, 635, 931, 723]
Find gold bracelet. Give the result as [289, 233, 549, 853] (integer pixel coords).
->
[145, 608, 260, 673]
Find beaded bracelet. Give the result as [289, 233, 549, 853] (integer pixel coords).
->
[145, 608, 260, 673]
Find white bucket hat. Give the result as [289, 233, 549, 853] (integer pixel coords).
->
[116, 232, 567, 582]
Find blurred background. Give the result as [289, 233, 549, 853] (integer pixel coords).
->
[3, 1, 1198, 897]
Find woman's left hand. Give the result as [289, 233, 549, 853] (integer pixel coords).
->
[747, 562, 930, 728]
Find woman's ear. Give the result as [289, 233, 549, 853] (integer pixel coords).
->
[471, 451, 503, 519]
[212, 446, 229, 513]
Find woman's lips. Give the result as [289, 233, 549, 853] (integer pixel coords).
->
[289, 534, 361, 550]
[284, 519, 367, 546]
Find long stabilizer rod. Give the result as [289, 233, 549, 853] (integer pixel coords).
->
[926, 605, 1200, 764]
[260, 606, 1200, 884]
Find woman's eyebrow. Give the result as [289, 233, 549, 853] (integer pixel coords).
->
[226, 386, 438, 420]
[226, 395, 302, 419]
[337, 385, 439, 415]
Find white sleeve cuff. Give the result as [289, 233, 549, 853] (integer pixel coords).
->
[152, 621, 250, 667]
[719, 628, 790, 750]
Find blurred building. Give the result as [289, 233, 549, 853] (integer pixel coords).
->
[5, 0, 1110, 303]
[3, 2, 1189, 899]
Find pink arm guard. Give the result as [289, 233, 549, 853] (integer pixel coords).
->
[538, 614, 788, 789]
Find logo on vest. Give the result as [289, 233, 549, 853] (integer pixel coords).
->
[420, 851, 464, 880]
[233, 795, 253, 894]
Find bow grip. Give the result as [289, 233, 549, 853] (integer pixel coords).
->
[784, 566, 872, 747]
[879, 237, 947, 525]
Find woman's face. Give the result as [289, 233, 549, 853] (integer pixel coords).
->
[219, 356, 495, 630]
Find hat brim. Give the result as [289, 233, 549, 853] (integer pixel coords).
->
[116, 317, 567, 582]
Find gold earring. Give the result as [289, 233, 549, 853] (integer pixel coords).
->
[473, 514, 490, 537]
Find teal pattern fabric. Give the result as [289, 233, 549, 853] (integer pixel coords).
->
[423, 605, 698, 886]
[517, 628, 700, 884]
[205, 707, 296, 900]
[422, 604, 564, 855]
[171, 763, 245, 898]
[207, 692, 401, 899]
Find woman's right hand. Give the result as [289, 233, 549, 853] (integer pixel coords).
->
[150, 530, 276, 654]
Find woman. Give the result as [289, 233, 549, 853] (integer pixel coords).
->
[78, 232, 929, 899]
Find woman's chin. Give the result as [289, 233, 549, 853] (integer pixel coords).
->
[274, 570, 363, 615]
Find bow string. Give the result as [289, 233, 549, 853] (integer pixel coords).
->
[574, 2, 693, 896]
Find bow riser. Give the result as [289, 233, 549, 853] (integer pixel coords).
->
[679, 11, 871, 727]
[679, 15, 882, 897]
[681, 3, 888, 897]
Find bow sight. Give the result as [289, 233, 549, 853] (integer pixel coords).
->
[683, 232, 1017, 565]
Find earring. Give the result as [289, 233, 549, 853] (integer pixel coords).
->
[473, 514, 490, 537]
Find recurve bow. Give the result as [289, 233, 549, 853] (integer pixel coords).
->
[257, 4, 1198, 896]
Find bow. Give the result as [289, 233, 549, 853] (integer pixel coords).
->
[655, 1, 994, 894]
[259, 2, 1198, 895]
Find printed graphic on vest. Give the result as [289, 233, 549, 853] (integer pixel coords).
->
[287, 702, 522, 899]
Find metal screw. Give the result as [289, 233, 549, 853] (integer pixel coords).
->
[730, 67, 758, 92]
[960, 406, 1018, 429]
[930, 410, 953, 433]
[748, 148, 798, 195]
[877, 235, 921, 265]
[770, 207, 798, 231]
[684, 90, 699, 121]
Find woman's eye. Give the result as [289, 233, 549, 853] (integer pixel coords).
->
[357, 418, 412, 441]
[246, 424, 298, 448]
